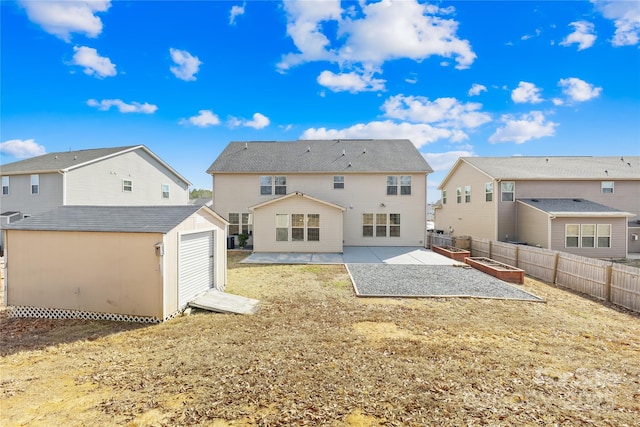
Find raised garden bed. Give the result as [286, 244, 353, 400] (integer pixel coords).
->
[464, 257, 524, 284]
[432, 245, 471, 262]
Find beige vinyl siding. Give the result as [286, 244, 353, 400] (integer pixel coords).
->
[435, 162, 496, 239]
[252, 195, 343, 253]
[0, 173, 63, 216]
[161, 210, 227, 318]
[516, 202, 550, 248]
[5, 230, 164, 318]
[65, 149, 189, 206]
[550, 217, 628, 258]
[214, 172, 427, 247]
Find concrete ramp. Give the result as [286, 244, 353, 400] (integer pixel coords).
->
[189, 290, 260, 315]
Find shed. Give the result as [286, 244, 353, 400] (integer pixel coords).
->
[2, 205, 228, 323]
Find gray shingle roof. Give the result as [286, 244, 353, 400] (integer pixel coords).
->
[207, 139, 433, 174]
[0, 146, 138, 174]
[518, 198, 632, 215]
[4, 205, 202, 233]
[463, 156, 640, 180]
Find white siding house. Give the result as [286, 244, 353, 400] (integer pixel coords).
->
[207, 139, 433, 252]
[0, 145, 191, 251]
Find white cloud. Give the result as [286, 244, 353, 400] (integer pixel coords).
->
[560, 21, 596, 50]
[511, 81, 543, 104]
[423, 150, 474, 172]
[19, 0, 110, 42]
[301, 120, 460, 149]
[71, 46, 116, 78]
[489, 111, 558, 144]
[278, 0, 476, 77]
[521, 28, 541, 40]
[594, 0, 640, 46]
[169, 48, 202, 81]
[87, 99, 157, 114]
[228, 113, 270, 129]
[179, 110, 220, 127]
[0, 139, 46, 159]
[229, 3, 245, 25]
[468, 83, 487, 96]
[381, 95, 492, 129]
[558, 77, 602, 102]
[317, 70, 385, 92]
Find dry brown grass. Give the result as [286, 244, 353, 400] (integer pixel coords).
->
[1, 252, 639, 426]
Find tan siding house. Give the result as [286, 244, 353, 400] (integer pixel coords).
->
[208, 139, 433, 253]
[3, 206, 228, 322]
[436, 156, 639, 257]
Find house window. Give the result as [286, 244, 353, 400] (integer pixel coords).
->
[229, 213, 251, 235]
[260, 176, 272, 195]
[363, 213, 374, 237]
[363, 213, 400, 237]
[277, 214, 319, 242]
[123, 179, 133, 192]
[581, 224, 595, 248]
[565, 224, 579, 248]
[386, 176, 398, 195]
[465, 185, 471, 203]
[260, 176, 287, 195]
[333, 176, 344, 189]
[400, 176, 411, 195]
[597, 224, 611, 248]
[442, 189, 447, 204]
[389, 213, 401, 237]
[275, 176, 287, 195]
[30, 174, 39, 194]
[292, 214, 305, 241]
[501, 181, 515, 202]
[308, 214, 320, 241]
[161, 184, 170, 199]
[276, 214, 288, 241]
[601, 181, 614, 194]
[1, 176, 8, 195]
[387, 176, 411, 195]
[456, 187, 462, 204]
[485, 182, 493, 202]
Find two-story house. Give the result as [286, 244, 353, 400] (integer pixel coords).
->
[1, 145, 191, 250]
[207, 139, 433, 253]
[435, 156, 639, 258]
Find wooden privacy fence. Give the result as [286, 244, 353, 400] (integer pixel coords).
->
[426, 233, 640, 312]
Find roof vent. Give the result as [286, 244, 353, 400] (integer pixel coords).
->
[54, 155, 58, 159]
[573, 199, 582, 202]
[307, 146, 311, 152]
[342, 149, 346, 156]
[348, 162, 352, 167]
[604, 170, 608, 175]
[628, 162, 632, 167]
[74, 156, 77, 160]
[363, 148, 367, 154]
[244, 143, 248, 149]
[621, 156, 624, 162]
[531, 199, 540, 202]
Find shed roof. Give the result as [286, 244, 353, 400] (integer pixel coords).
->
[207, 139, 433, 174]
[4, 205, 208, 233]
[0, 145, 191, 185]
[517, 198, 634, 217]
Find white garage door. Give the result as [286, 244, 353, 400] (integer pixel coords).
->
[179, 231, 214, 307]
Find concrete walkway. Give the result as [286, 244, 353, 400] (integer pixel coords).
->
[241, 246, 464, 266]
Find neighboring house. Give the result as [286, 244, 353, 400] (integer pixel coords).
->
[207, 139, 433, 252]
[0, 145, 191, 250]
[435, 156, 640, 257]
[3, 205, 228, 322]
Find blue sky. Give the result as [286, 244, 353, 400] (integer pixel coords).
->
[1, 0, 639, 202]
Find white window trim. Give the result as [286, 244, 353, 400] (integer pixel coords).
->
[1, 176, 8, 195]
[161, 183, 170, 199]
[485, 182, 493, 202]
[565, 223, 612, 248]
[30, 174, 39, 195]
[123, 179, 133, 192]
[501, 181, 515, 202]
[464, 185, 471, 203]
[601, 181, 614, 194]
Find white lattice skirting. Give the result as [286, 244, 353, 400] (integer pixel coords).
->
[7, 305, 163, 324]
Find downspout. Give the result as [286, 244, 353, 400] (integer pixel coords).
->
[494, 179, 501, 241]
[58, 170, 67, 205]
[548, 215, 556, 249]
[2, 230, 7, 307]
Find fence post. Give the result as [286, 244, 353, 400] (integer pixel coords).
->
[514, 245, 519, 268]
[552, 252, 559, 284]
[605, 264, 612, 303]
[489, 240, 493, 259]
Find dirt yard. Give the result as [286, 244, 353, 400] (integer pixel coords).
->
[1, 252, 639, 426]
